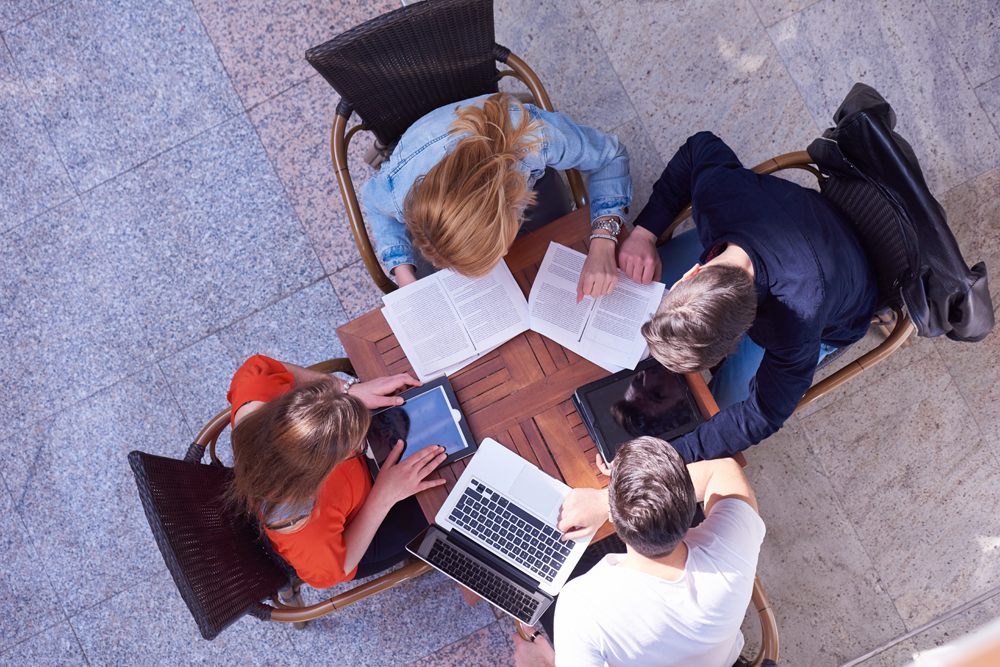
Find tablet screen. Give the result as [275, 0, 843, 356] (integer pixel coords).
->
[365, 385, 470, 468]
[584, 361, 701, 449]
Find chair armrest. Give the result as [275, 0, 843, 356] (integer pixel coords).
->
[269, 560, 433, 624]
[307, 358, 357, 376]
[751, 575, 779, 666]
[795, 308, 914, 412]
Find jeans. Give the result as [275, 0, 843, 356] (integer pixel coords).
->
[657, 229, 837, 410]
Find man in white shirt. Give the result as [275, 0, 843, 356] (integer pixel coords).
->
[513, 436, 765, 667]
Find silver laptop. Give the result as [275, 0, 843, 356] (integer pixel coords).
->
[406, 438, 595, 625]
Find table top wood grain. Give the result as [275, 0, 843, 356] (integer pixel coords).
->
[336, 209, 728, 601]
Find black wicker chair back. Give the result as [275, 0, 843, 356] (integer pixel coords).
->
[305, 0, 503, 147]
[819, 174, 909, 312]
[128, 451, 288, 640]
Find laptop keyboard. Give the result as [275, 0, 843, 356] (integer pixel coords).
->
[448, 478, 573, 583]
[428, 539, 541, 622]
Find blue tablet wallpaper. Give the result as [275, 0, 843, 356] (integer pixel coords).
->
[366, 385, 469, 467]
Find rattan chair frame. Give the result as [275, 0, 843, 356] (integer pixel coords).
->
[329, 49, 588, 295]
[654, 151, 914, 413]
[178, 358, 431, 630]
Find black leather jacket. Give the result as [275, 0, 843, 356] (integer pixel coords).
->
[807, 83, 994, 342]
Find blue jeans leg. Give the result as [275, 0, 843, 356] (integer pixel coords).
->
[707, 333, 767, 410]
[657, 228, 705, 287]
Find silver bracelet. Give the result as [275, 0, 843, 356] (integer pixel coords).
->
[342, 377, 359, 394]
[590, 233, 618, 245]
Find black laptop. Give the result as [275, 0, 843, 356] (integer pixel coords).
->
[573, 357, 704, 464]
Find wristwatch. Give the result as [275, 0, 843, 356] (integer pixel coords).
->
[591, 215, 624, 237]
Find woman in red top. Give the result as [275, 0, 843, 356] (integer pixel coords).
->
[227, 355, 446, 589]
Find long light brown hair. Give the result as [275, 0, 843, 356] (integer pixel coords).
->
[404, 92, 544, 277]
[226, 378, 371, 528]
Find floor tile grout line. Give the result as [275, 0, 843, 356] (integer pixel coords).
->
[838, 584, 1000, 667]
[153, 359, 197, 443]
[792, 412, 911, 645]
[0, 0, 72, 36]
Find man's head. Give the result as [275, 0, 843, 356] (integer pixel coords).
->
[641, 264, 756, 373]
[608, 436, 697, 559]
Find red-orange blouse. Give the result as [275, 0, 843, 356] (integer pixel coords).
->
[227, 355, 373, 587]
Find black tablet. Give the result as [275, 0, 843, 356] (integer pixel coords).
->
[363, 375, 476, 480]
[573, 357, 704, 465]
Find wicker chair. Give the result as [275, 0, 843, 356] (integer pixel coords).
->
[305, 0, 588, 294]
[655, 152, 916, 412]
[128, 358, 431, 640]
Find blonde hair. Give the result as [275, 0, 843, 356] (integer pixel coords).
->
[404, 93, 544, 277]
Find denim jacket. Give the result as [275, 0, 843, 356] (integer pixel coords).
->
[360, 94, 632, 274]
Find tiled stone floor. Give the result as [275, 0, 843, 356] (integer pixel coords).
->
[1, 0, 997, 665]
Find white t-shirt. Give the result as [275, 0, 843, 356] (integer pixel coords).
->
[553, 498, 766, 667]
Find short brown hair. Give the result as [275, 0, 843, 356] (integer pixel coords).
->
[404, 92, 543, 277]
[641, 265, 756, 373]
[609, 436, 696, 558]
[227, 378, 370, 528]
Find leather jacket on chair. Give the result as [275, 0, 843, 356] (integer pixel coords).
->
[807, 83, 994, 342]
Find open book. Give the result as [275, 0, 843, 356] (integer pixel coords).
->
[381, 242, 666, 381]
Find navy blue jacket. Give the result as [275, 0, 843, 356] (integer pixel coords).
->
[634, 132, 877, 462]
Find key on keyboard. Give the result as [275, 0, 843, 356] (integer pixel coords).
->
[427, 540, 541, 622]
[448, 479, 573, 583]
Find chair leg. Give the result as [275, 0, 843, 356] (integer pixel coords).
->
[278, 581, 309, 630]
[873, 309, 911, 347]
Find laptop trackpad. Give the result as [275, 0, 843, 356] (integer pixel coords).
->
[509, 467, 563, 518]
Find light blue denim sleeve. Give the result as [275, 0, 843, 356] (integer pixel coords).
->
[528, 106, 632, 221]
[360, 174, 414, 273]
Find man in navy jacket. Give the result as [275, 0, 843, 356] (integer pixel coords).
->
[619, 132, 877, 462]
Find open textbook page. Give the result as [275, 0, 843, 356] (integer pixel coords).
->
[527, 242, 666, 373]
[381, 260, 530, 381]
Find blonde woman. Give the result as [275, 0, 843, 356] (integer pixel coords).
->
[362, 93, 632, 301]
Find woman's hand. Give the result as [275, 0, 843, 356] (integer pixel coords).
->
[577, 235, 619, 303]
[372, 441, 447, 504]
[348, 373, 422, 409]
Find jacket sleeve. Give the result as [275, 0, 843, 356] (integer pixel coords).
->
[530, 106, 632, 222]
[633, 131, 743, 238]
[668, 338, 820, 462]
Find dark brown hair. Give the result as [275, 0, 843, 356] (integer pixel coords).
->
[641, 265, 756, 373]
[608, 436, 697, 559]
[227, 378, 371, 528]
[404, 92, 543, 277]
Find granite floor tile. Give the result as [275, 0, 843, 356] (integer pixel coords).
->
[250, 75, 374, 274]
[5, 0, 241, 192]
[937, 166, 1000, 302]
[0, 198, 154, 442]
[591, 0, 822, 170]
[748, 0, 823, 28]
[0, 38, 75, 232]
[934, 320, 1000, 454]
[610, 116, 665, 224]
[495, 0, 636, 135]
[289, 569, 496, 667]
[331, 261, 387, 321]
[768, 0, 1000, 195]
[897, 593, 1000, 660]
[404, 618, 516, 667]
[0, 620, 87, 667]
[923, 0, 1000, 88]
[977, 76, 1000, 136]
[741, 420, 906, 666]
[799, 354, 1000, 629]
[191, 0, 398, 110]
[0, 478, 64, 651]
[82, 114, 325, 360]
[0, 366, 189, 616]
[70, 573, 294, 666]
[0, 0, 61, 30]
